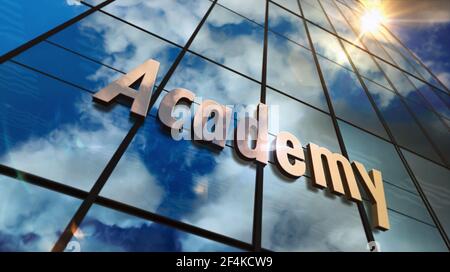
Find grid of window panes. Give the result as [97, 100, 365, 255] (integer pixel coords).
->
[0, 0, 449, 252]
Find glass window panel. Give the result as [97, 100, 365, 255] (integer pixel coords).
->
[435, 89, 450, 109]
[0, 61, 134, 191]
[338, 120, 416, 192]
[409, 76, 450, 120]
[371, 209, 447, 252]
[190, 3, 264, 80]
[341, 0, 364, 13]
[267, 32, 328, 111]
[47, 12, 181, 86]
[76, 205, 243, 252]
[403, 99, 450, 164]
[363, 79, 442, 163]
[402, 149, 450, 238]
[343, 41, 391, 90]
[101, 0, 211, 46]
[378, 61, 429, 106]
[0, 0, 88, 55]
[319, 56, 388, 138]
[320, 0, 362, 47]
[338, 122, 434, 225]
[267, 89, 340, 153]
[308, 23, 352, 69]
[269, 2, 309, 49]
[302, 0, 322, 10]
[384, 183, 433, 225]
[361, 33, 392, 62]
[218, 0, 265, 25]
[262, 164, 368, 251]
[273, 0, 300, 14]
[13, 41, 122, 93]
[300, 0, 333, 31]
[334, 0, 361, 35]
[165, 51, 260, 106]
[378, 26, 449, 92]
[0, 175, 81, 251]
[381, 42, 421, 79]
[100, 116, 256, 243]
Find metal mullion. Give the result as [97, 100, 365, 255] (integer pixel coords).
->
[251, 0, 269, 253]
[298, 0, 376, 246]
[331, 0, 450, 250]
[51, 0, 219, 252]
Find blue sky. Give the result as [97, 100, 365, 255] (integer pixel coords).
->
[398, 23, 450, 88]
[383, 0, 450, 88]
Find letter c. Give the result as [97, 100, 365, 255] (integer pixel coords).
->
[158, 88, 195, 130]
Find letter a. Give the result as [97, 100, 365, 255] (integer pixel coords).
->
[93, 59, 160, 118]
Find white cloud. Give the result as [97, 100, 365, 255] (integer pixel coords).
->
[66, 0, 81, 6]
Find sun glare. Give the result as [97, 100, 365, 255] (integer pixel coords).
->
[360, 8, 385, 33]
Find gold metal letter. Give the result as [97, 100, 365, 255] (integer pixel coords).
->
[352, 161, 390, 230]
[307, 143, 362, 201]
[93, 59, 160, 118]
[158, 88, 195, 130]
[275, 131, 305, 178]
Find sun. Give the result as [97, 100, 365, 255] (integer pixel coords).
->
[360, 8, 386, 33]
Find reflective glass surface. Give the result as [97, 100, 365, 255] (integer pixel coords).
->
[408, 76, 450, 120]
[0, 0, 88, 55]
[403, 99, 450, 164]
[191, 3, 264, 80]
[273, 0, 300, 14]
[372, 208, 447, 252]
[165, 51, 260, 106]
[269, 2, 309, 49]
[0, 175, 80, 251]
[47, 11, 181, 87]
[262, 164, 367, 251]
[101, 0, 211, 46]
[339, 121, 434, 225]
[343, 41, 391, 90]
[308, 22, 351, 69]
[267, 31, 328, 111]
[363, 79, 442, 163]
[267, 89, 340, 153]
[403, 149, 450, 237]
[218, 0, 265, 25]
[75, 205, 243, 251]
[101, 116, 256, 243]
[0, 61, 133, 191]
[319, 56, 388, 138]
[320, 0, 362, 47]
[299, 0, 333, 32]
[1, 0, 449, 253]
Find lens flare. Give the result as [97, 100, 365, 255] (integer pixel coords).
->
[360, 8, 385, 33]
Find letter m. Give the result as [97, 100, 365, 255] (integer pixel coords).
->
[307, 143, 362, 202]
[93, 59, 160, 118]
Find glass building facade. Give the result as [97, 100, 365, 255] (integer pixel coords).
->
[0, 0, 449, 252]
